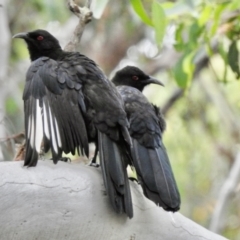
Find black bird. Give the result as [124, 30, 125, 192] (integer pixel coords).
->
[13, 30, 133, 218]
[112, 66, 180, 212]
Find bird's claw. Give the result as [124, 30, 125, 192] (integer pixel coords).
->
[89, 162, 100, 168]
[59, 157, 71, 163]
[50, 157, 71, 163]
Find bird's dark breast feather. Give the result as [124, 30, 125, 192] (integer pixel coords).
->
[117, 86, 163, 148]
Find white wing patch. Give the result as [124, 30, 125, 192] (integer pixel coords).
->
[35, 99, 43, 152]
[27, 98, 61, 155]
[48, 107, 58, 154]
[28, 99, 43, 153]
[43, 102, 50, 139]
[55, 118, 62, 148]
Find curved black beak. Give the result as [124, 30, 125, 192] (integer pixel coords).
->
[12, 32, 28, 39]
[146, 76, 164, 87]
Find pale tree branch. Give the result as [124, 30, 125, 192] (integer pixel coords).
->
[209, 152, 240, 233]
[0, 160, 228, 240]
[64, 0, 93, 51]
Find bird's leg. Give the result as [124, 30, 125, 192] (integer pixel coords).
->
[58, 157, 71, 163]
[89, 143, 99, 167]
[50, 157, 71, 163]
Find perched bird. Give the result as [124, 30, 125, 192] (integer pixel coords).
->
[13, 30, 133, 218]
[112, 66, 180, 212]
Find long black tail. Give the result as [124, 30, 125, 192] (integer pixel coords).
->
[131, 139, 180, 212]
[98, 131, 133, 218]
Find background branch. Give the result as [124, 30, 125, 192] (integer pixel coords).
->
[64, 0, 93, 51]
[209, 152, 240, 233]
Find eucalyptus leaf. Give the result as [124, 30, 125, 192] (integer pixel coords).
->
[198, 5, 212, 27]
[130, 0, 153, 26]
[210, 4, 226, 37]
[228, 40, 240, 79]
[174, 23, 185, 51]
[219, 42, 228, 82]
[151, 1, 167, 47]
[173, 51, 195, 88]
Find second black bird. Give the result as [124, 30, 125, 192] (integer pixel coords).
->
[112, 66, 181, 212]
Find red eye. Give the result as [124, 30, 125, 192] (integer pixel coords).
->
[37, 36, 44, 41]
[132, 76, 139, 81]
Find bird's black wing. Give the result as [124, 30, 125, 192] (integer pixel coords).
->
[23, 56, 88, 167]
[117, 86, 180, 212]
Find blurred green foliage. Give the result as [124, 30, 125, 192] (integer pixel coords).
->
[130, 0, 240, 88]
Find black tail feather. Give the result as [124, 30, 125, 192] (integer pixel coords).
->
[132, 139, 180, 212]
[98, 131, 133, 218]
[24, 139, 39, 167]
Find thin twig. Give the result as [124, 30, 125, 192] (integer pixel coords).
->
[209, 152, 240, 233]
[0, 132, 25, 144]
[64, 0, 93, 52]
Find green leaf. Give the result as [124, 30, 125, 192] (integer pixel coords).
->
[174, 23, 185, 51]
[228, 40, 240, 79]
[198, 5, 212, 27]
[173, 51, 196, 88]
[130, 0, 153, 26]
[173, 56, 188, 88]
[210, 4, 226, 37]
[228, 0, 240, 10]
[151, 1, 167, 46]
[218, 42, 228, 82]
[189, 21, 204, 49]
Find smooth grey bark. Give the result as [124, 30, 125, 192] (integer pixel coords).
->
[209, 152, 240, 233]
[0, 161, 228, 240]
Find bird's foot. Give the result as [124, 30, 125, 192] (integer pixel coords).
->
[50, 157, 71, 163]
[89, 156, 99, 167]
[89, 162, 100, 168]
[59, 157, 71, 163]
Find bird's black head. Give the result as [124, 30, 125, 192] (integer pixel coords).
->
[13, 29, 62, 61]
[112, 66, 164, 92]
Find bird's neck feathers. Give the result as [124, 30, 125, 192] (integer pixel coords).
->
[28, 46, 64, 62]
[112, 77, 145, 92]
